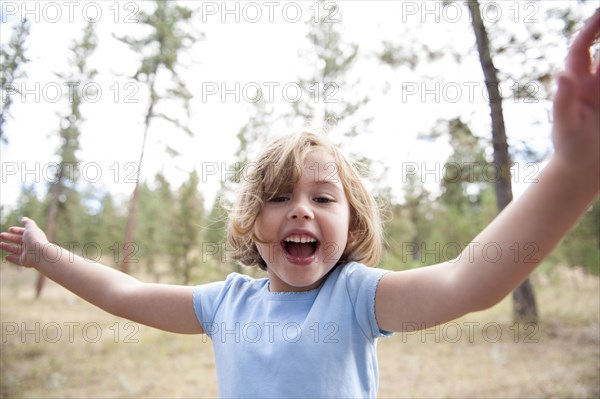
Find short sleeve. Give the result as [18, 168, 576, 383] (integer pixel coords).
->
[192, 273, 260, 336]
[343, 262, 393, 339]
[192, 279, 227, 334]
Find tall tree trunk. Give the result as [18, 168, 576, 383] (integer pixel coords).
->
[120, 182, 140, 274]
[468, 0, 537, 324]
[120, 77, 156, 273]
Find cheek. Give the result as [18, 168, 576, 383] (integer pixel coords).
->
[320, 242, 341, 264]
[254, 211, 278, 245]
[341, 210, 354, 253]
[255, 242, 267, 262]
[344, 207, 353, 234]
[254, 216, 263, 239]
[254, 209, 268, 239]
[256, 240, 281, 267]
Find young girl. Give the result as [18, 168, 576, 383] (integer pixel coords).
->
[2, 11, 599, 398]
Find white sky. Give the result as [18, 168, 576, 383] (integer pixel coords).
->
[0, 1, 597, 214]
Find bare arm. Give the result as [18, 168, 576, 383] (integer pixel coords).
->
[377, 11, 600, 332]
[0, 218, 203, 335]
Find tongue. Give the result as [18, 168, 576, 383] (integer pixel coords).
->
[286, 242, 315, 258]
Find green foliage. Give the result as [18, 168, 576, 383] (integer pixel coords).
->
[379, 1, 598, 282]
[4, 1, 596, 285]
[91, 190, 126, 263]
[50, 188, 88, 246]
[0, 19, 30, 142]
[2, 185, 46, 229]
[235, 95, 274, 168]
[292, 0, 370, 138]
[50, 22, 97, 181]
[550, 198, 600, 275]
[382, 173, 434, 269]
[438, 118, 490, 210]
[135, 174, 176, 280]
[116, 0, 200, 272]
[117, 0, 197, 122]
[171, 170, 205, 284]
[203, 188, 230, 268]
[382, 119, 498, 270]
[43, 22, 98, 248]
[2, 169, 213, 282]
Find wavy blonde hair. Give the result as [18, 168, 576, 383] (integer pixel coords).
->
[227, 131, 383, 270]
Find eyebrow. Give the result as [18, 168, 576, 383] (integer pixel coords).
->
[309, 179, 343, 190]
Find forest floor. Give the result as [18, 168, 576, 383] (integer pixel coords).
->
[1, 262, 598, 398]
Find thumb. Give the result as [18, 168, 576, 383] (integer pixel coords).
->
[21, 217, 38, 230]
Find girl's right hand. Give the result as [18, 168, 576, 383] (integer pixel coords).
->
[0, 217, 49, 268]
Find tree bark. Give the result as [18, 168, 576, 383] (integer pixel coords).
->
[120, 76, 156, 274]
[120, 182, 140, 274]
[467, 0, 538, 324]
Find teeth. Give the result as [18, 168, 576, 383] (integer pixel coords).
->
[284, 234, 317, 243]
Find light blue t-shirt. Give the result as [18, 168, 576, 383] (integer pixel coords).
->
[192, 262, 392, 398]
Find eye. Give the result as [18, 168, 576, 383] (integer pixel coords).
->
[314, 196, 334, 204]
[269, 195, 289, 203]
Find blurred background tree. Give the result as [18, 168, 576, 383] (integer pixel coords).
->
[30, 22, 98, 298]
[115, 0, 197, 274]
[0, 18, 30, 143]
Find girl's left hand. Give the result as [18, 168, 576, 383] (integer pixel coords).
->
[0, 217, 49, 268]
[552, 10, 600, 179]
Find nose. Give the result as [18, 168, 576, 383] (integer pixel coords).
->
[287, 199, 314, 220]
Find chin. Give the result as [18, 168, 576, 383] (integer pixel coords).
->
[282, 264, 334, 289]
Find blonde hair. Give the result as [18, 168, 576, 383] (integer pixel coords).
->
[227, 131, 383, 270]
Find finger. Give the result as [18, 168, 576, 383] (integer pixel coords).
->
[21, 217, 37, 228]
[566, 10, 600, 75]
[5, 255, 22, 265]
[7, 226, 25, 235]
[0, 242, 21, 255]
[0, 232, 24, 245]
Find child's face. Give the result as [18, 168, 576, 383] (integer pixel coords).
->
[255, 148, 351, 292]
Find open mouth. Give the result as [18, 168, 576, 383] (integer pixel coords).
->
[282, 234, 319, 264]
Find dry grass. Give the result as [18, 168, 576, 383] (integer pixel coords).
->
[1, 263, 598, 398]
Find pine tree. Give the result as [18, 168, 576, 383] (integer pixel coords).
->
[466, 0, 538, 324]
[2, 184, 46, 231]
[207, 95, 275, 272]
[378, 1, 592, 323]
[172, 170, 204, 284]
[0, 19, 30, 142]
[93, 191, 125, 265]
[291, 1, 371, 138]
[34, 22, 98, 298]
[116, 0, 198, 273]
[136, 173, 175, 281]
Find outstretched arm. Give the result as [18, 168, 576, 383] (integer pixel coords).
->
[376, 11, 600, 332]
[0, 218, 203, 334]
